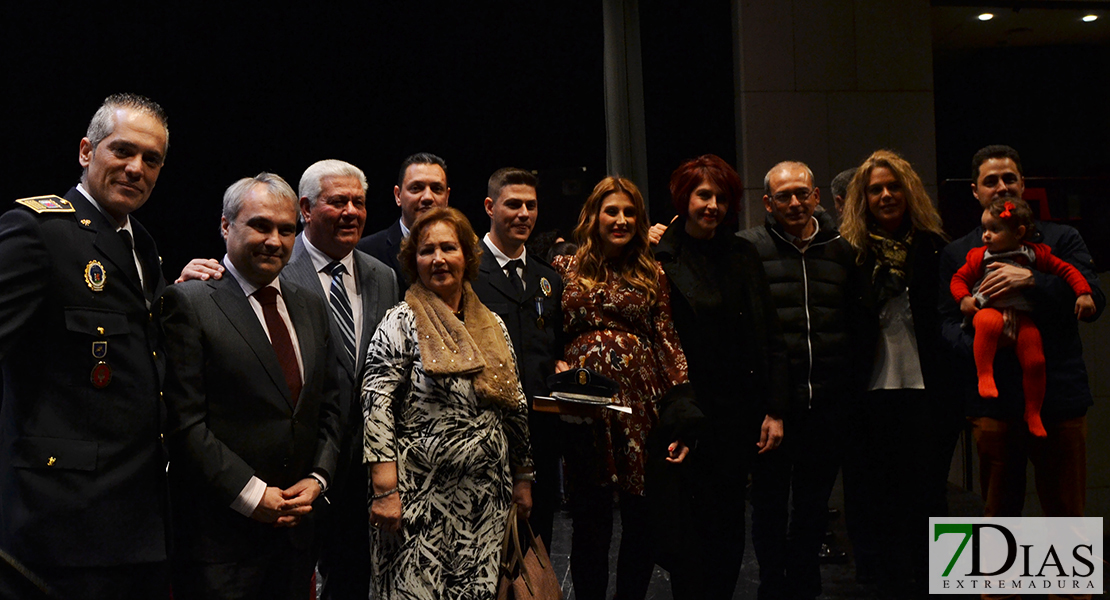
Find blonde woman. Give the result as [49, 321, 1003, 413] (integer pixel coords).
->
[839, 150, 951, 591]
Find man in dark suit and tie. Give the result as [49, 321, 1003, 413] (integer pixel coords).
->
[286, 159, 398, 600]
[0, 93, 172, 599]
[161, 172, 343, 599]
[470, 167, 564, 548]
[356, 152, 450, 291]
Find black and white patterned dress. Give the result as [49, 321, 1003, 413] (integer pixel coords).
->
[361, 302, 532, 599]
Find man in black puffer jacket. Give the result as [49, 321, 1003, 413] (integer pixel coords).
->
[738, 160, 869, 600]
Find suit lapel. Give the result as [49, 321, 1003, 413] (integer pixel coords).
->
[354, 252, 380, 373]
[479, 241, 523, 303]
[68, 188, 145, 297]
[210, 274, 293, 405]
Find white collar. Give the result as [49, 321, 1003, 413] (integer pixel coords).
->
[223, 254, 282, 298]
[301, 233, 355, 276]
[76, 183, 133, 234]
[483, 232, 528, 268]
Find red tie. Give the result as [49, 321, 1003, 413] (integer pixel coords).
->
[254, 286, 302, 404]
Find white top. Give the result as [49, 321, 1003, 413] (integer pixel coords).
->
[868, 291, 925, 390]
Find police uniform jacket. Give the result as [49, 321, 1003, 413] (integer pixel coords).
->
[0, 187, 168, 567]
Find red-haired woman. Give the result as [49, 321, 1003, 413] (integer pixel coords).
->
[552, 176, 692, 600]
[653, 155, 789, 599]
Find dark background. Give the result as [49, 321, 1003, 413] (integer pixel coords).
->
[2, 3, 1107, 275]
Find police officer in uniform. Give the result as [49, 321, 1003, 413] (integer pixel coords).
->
[471, 167, 565, 547]
[0, 93, 171, 599]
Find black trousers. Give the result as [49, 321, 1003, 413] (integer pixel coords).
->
[31, 561, 169, 600]
[315, 454, 371, 600]
[568, 486, 654, 600]
[842, 389, 931, 587]
[172, 540, 316, 600]
[528, 411, 564, 552]
[750, 403, 843, 600]
[665, 420, 756, 600]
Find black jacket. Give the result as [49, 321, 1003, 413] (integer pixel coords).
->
[655, 221, 789, 423]
[738, 213, 869, 413]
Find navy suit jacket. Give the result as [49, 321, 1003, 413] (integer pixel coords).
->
[356, 220, 408, 293]
[0, 187, 168, 567]
[471, 241, 563, 402]
[161, 272, 342, 561]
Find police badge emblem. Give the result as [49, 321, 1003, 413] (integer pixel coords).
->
[84, 261, 106, 292]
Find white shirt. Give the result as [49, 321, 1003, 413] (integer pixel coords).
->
[483, 232, 527, 290]
[300, 234, 363, 352]
[868, 291, 925, 390]
[223, 257, 314, 516]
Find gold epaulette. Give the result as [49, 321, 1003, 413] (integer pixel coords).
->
[15, 195, 76, 213]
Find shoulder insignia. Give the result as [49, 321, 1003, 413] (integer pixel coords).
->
[16, 195, 76, 214]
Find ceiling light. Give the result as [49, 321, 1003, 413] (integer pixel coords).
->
[1082, 14, 1098, 22]
[978, 13, 994, 21]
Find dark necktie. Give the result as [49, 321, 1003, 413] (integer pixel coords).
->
[254, 287, 302, 404]
[506, 259, 525, 297]
[326, 261, 357, 365]
[118, 229, 144, 290]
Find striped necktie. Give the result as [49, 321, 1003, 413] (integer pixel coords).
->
[327, 261, 357, 365]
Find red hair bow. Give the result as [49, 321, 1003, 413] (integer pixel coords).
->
[1000, 201, 1014, 219]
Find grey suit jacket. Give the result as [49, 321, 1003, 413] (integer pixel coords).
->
[161, 271, 342, 560]
[281, 234, 399, 435]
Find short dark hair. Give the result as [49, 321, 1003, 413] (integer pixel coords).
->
[487, 167, 538, 201]
[399, 206, 482, 285]
[972, 145, 1023, 181]
[830, 168, 855, 200]
[397, 152, 447, 188]
[669, 154, 743, 216]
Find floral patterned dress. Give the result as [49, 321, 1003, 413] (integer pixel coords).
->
[361, 303, 532, 600]
[552, 255, 689, 496]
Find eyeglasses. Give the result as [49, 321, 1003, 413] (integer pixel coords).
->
[771, 188, 815, 204]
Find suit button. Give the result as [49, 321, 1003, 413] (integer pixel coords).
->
[283, 458, 290, 468]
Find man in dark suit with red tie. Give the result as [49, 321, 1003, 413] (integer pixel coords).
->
[161, 172, 342, 599]
[0, 93, 172, 599]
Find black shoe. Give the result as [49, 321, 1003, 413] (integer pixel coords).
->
[818, 543, 849, 564]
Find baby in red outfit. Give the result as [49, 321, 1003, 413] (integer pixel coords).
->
[950, 197, 1095, 437]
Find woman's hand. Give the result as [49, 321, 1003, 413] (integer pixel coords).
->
[665, 440, 689, 464]
[369, 461, 401, 533]
[512, 480, 533, 519]
[959, 296, 979, 317]
[756, 414, 784, 454]
[370, 493, 402, 534]
[554, 360, 571, 374]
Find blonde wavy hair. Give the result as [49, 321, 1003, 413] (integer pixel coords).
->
[840, 149, 947, 257]
[571, 176, 659, 304]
